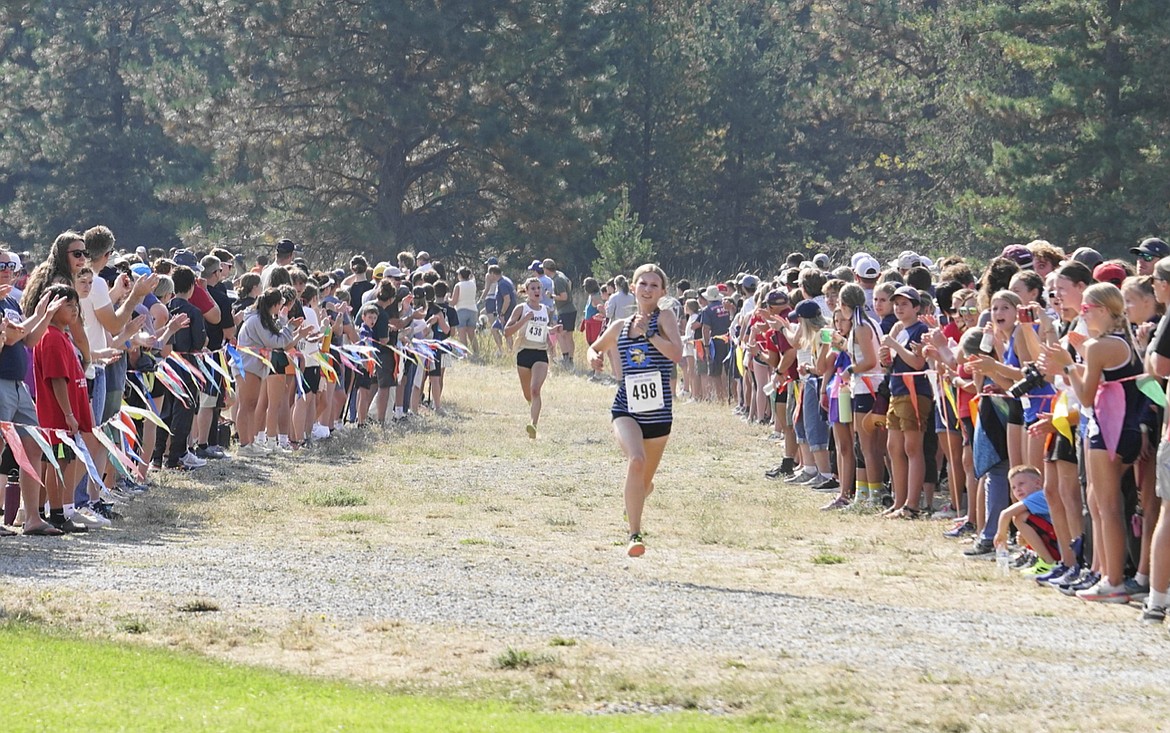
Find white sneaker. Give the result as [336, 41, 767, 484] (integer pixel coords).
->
[311, 423, 330, 440]
[68, 506, 111, 529]
[274, 441, 293, 454]
[238, 442, 267, 458]
[181, 452, 208, 469]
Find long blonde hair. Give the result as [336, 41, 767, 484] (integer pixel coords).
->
[1083, 282, 1138, 363]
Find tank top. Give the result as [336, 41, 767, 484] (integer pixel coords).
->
[451, 279, 477, 311]
[612, 311, 673, 424]
[516, 303, 552, 351]
[1099, 333, 1145, 433]
[848, 321, 881, 395]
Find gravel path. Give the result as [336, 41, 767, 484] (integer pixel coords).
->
[3, 534, 1167, 698]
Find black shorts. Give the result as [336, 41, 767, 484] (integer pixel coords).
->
[708, 339, 730, 378]
[611, 412, 672, 439]
[557, 311, 578, 332]
[960, 416, 975, 447]
[852, 392, 875, 414]
[426, 353, 443, 378]
[269, 349, 291, 375]
[1088, 426, 1140, 464]
[517, 348, 549, 370]
[1044, 431, 1077, 464]
[376, 350, 396, 389]
[301, 366, 321, 394]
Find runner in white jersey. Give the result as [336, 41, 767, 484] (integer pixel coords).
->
[504, 277, 561, 439]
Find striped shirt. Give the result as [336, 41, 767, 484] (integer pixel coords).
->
[612, 311, 673, 424]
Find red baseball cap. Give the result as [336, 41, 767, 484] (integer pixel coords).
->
[1092, 262, 1127, 287]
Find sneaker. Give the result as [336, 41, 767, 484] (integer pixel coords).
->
[1124, 577, 1151, 602]
[764, 465, 786, 480]
[204, 445, 228, 460]
[1060, 571, 1100, 597]
[273, 441, 294, 454]
[963, 539, 995, 559]
[1020, 558, 1055, 577]
[525, 423, 537, 440]
[932, 506, 958, 521]
[789, 471, 820, 485]
[1010, 549, 1038, 570]
[1034, 563, 1069, 585]
[47, 514, 88, 533]
[67, 506, 110, 529]
[239, 442, 266, 457]
[811, 477, 840, 492]
[626, 532, 645, 558]
[163, 462, 195, 472]
[943, 521, 976, 539]
[182, 451, 208, 468]
[1076, 579, 1131, 603]
[311, 423, 331, 440]
[90, 501, 121, 521]
[1141, 599, 1166, 625]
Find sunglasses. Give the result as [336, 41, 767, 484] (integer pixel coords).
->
[1046, 291, 1057, 299]
[958, 306, 978, 316]
[1139, 253, 1157, 262]
[68, 249, 88, 260]
[0, 262, 17, 272]
[1080, 302, 1100, 314]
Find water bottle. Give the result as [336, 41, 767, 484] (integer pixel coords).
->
[996, 546, 1011, 576]
[979, 328, 995, 355]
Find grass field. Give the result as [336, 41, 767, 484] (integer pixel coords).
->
[0, 622, 801, 732]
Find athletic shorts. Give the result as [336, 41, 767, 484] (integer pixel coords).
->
[517, 348, 549, 370]
[960, 416, 975, 447]
[886, 394, 933, 433]
[852, 392, 875, 414]
[302, 366, 321, 394]
[557, 310, 578, 332]
[269, 349, 291, 375]
[426, 353, 443, 378]
[1088, 425, 1140, 465]
[376, 350, 397, 389]
[1044, 431, 1077, 464]
[707, 339, 730, 378]
[1023, 514, 1061, 560]
[611, 412, 672, 439]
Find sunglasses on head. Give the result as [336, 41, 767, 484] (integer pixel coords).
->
[1080, 302, 1098, 314]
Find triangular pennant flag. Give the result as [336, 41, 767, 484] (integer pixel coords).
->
[0, 422, 41, 486]
[1137, 376, 1167, 408]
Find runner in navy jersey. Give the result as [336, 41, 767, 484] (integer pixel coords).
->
[588, 264, 682, 557]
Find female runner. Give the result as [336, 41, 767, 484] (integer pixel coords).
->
[504, 276, 561, 439]
[588, 264, 682, 557]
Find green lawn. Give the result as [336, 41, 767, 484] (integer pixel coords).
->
[0, 623, 797, 732]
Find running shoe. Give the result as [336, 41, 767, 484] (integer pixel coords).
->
[1076, 580, 1130, 603]
[811, 477, 840, 492]
[526, 423, 537, 440]
[820, 496, 850, 511]
[963, 538, 995, 559]
[1010, 550, 1037, 570]
[1059, 571, 1100, 597]
[1141, 599, 1166, 625]
[1034, 563, 1069, 585]
[182, 451, 208, 468]
[1020, 558, 1055, 577]
[626, 532, 645, 558]
[1124, 577, 1150, 602]
[943, 521, 975, 539]
[67, 506, 110, 529]
[789, 471, 820, 486]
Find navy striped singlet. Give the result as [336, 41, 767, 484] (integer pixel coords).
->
[612, 310, 673, 425]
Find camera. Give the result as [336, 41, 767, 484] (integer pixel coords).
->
[1008, 363, 1047, 398]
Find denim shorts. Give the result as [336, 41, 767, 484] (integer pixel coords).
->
[794, 376, 829, 451]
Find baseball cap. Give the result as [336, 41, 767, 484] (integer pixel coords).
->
[1071, 247, 1103, 271]
[332, 268, 345, 282]
[889, 250, 920, 270]
[130, 263, 152, 278]
[1131, 237, 1170, 259]
[1092, 262, 1127, 287]
[484, 256, 499, 266]
[812, 253, 830, 270]
[372, 262, 388, 279]
[793, 299, 821, 320]
[528, 259, 543, 272]
[853, 255, 881, 279]
[1000, 244, 1033, 268]
[384, 266, 405, 279]
[851, 252, 872, 268]
[172, 249, 202, 274]
[740, 274, 759, 290]
[892, 285, 921, 304]
[765, 290, 790, 306]
[395, 285, 412, 300]
[275, 238, 301, 254]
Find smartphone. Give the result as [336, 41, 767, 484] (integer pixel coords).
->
[1018, 305, 1034, 325]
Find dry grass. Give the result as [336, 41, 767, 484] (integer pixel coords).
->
[5, 347, 1167, 732]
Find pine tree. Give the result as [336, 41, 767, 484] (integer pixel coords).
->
[592, 188, 655, 279]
